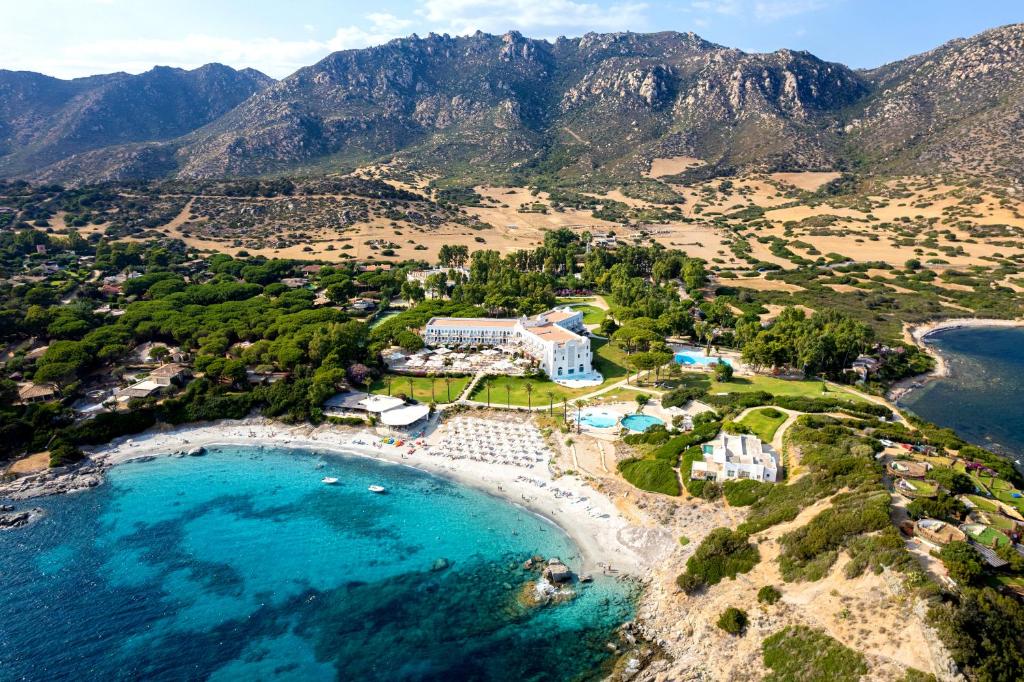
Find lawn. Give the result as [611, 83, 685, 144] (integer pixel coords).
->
[371, 374, 470, 404]
[469, 338, 631, 407]
[710, 375, 867, 403]
[739, 407, 788, 442]
[570, 304, 607, 325]
[663, 372, 870, 405]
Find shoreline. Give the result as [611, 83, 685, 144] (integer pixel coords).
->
[52, 418, 659, 577]
[888, 317, 1024, 403]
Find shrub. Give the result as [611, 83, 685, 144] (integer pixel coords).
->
[762, 625, 867, 682]
[48, 439, 84, 467]
[723, 479, 772, 507]
[618, 458, 680, 496]
[717, 607, 747, 635]
[757, 585, 782, 605]
[939, 541, 984, 586]
[677, 528, 759, 593]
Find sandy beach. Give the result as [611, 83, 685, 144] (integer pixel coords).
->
[84, 417, 669, 577]
[889, 317, 1024, 402]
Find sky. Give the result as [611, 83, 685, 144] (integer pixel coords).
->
[2, 0, 1022, 80]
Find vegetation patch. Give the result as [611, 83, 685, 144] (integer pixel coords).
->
[762, 625, 868, 682]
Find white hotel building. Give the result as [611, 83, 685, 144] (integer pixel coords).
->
[423, 307, 594, 380]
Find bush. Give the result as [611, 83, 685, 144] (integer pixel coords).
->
[939, 541, 984, 586]
[677, 528, 759, 593]
[618, 457, 680, 496]
[757, 585, 782, 605]
[717, 607, 747, 635]
[929, 587, 1024, 682]
[723, 479, 772, 507]
[762, 625, 867, 682]
[48, 439, 84, 467]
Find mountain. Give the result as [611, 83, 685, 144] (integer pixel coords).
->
[2, 25, 1023, 185]
[0, 64, 274, 178]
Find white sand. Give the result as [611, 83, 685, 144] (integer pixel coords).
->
[88, 418, 659, 576]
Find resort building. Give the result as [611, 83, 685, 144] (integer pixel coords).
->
[422, 307, 593, 380]
[323, 391, 430, 429]
[913, 518, 966, 547]
[690, 433, 780, 483]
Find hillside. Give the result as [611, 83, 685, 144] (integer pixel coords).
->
[0, 64, 274, 179]
[1, 25, 1023, 184]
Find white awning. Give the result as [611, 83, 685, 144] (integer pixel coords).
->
[380, 404, 430, 426]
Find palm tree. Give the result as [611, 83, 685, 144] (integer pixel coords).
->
[562, 397, 569, 423]
[505, 384, 511, 408]
[525, 382, 534, 410]
[428, 372, 436, 402]
[407, 377, 414, 399]
[574, 399, 589, 433]
[486, 381, 491, 407]
[444, 374, 453, 402]
[547, 391, 556, 416]
[385, 375, 393, 396]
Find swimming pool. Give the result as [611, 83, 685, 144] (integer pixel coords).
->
[675, 351, 732, 367]
[620, 414, 664, 432]
[579, 409, 619, 429]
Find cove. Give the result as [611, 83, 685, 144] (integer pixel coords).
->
[0, 445, 635, 681]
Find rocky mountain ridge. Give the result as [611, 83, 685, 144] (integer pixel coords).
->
[2, 24, 1023, 184]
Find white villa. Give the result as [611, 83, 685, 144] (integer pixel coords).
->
[423, 307, 594, 380]
[690, 433, 780, 483]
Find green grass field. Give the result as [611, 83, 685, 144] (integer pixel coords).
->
[739, 407, 788, 442]
[469, 338, 630, 407]
[571, 304, 607, 325]
[664, 372, 868, 404]
[371, 374, 471, 404]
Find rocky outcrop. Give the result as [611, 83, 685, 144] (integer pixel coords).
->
[0, 462, 105, 500]
[0, 507, 44, 530]
[543, 557, 574, 584]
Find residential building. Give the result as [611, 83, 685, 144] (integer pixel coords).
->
[690, 433, 780, 483]
[148, 363, 191, 386]
[850, 354, 882, 381]
[17, 382, 59, 404]
[422, 307, 593, 380]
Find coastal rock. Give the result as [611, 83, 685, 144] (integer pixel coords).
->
[0, 508, 43, 529]
[0, 462, 105, 500]
[431, 558, 450, 572]
[543, 558, 574, 584]
[187, 447, 206, 457]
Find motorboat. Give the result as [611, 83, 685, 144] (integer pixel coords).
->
[368, 485, 386, 494]
[321, 477, 339, 485]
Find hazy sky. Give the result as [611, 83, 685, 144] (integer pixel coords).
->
[3, 0, 1022, 79]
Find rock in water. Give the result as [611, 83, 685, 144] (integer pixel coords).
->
[187, 447, 206, 457]
[431, 558, 450, 572]
[543, 557, 574, 584]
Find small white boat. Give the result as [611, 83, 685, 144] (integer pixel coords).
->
[321, 477, 339, 485]
[368, 485, 386, 494]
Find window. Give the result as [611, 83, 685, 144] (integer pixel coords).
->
[557, 368, 563, 376]
[578, 364, 584, 372]
[568, 368, 574, 374]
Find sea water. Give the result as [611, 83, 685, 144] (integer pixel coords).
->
[900, 326, 1024, 459]
[0, 446, 635, 681]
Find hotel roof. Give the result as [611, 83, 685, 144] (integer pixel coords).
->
[522, 323, 579, 343]
[427, 317, 519, 329]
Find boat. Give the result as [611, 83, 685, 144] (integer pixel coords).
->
[368, 485, 386, 494]
[321, 477, 339, 485]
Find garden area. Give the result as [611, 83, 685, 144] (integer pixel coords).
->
[371, 374, 471, 404]
[468, 338, 631, 407]
[738, 407, 788, 442]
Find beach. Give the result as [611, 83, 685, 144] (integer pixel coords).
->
[82, 417, 668, 577]
[889, 317, 1024, 402]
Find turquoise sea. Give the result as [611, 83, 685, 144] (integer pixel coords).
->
[0, 446, 635, 681]
[900, 326, 1024, 460]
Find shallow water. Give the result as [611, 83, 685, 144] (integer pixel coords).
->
[0, 446, 635, 681]
[900, 326, 1024, 459]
